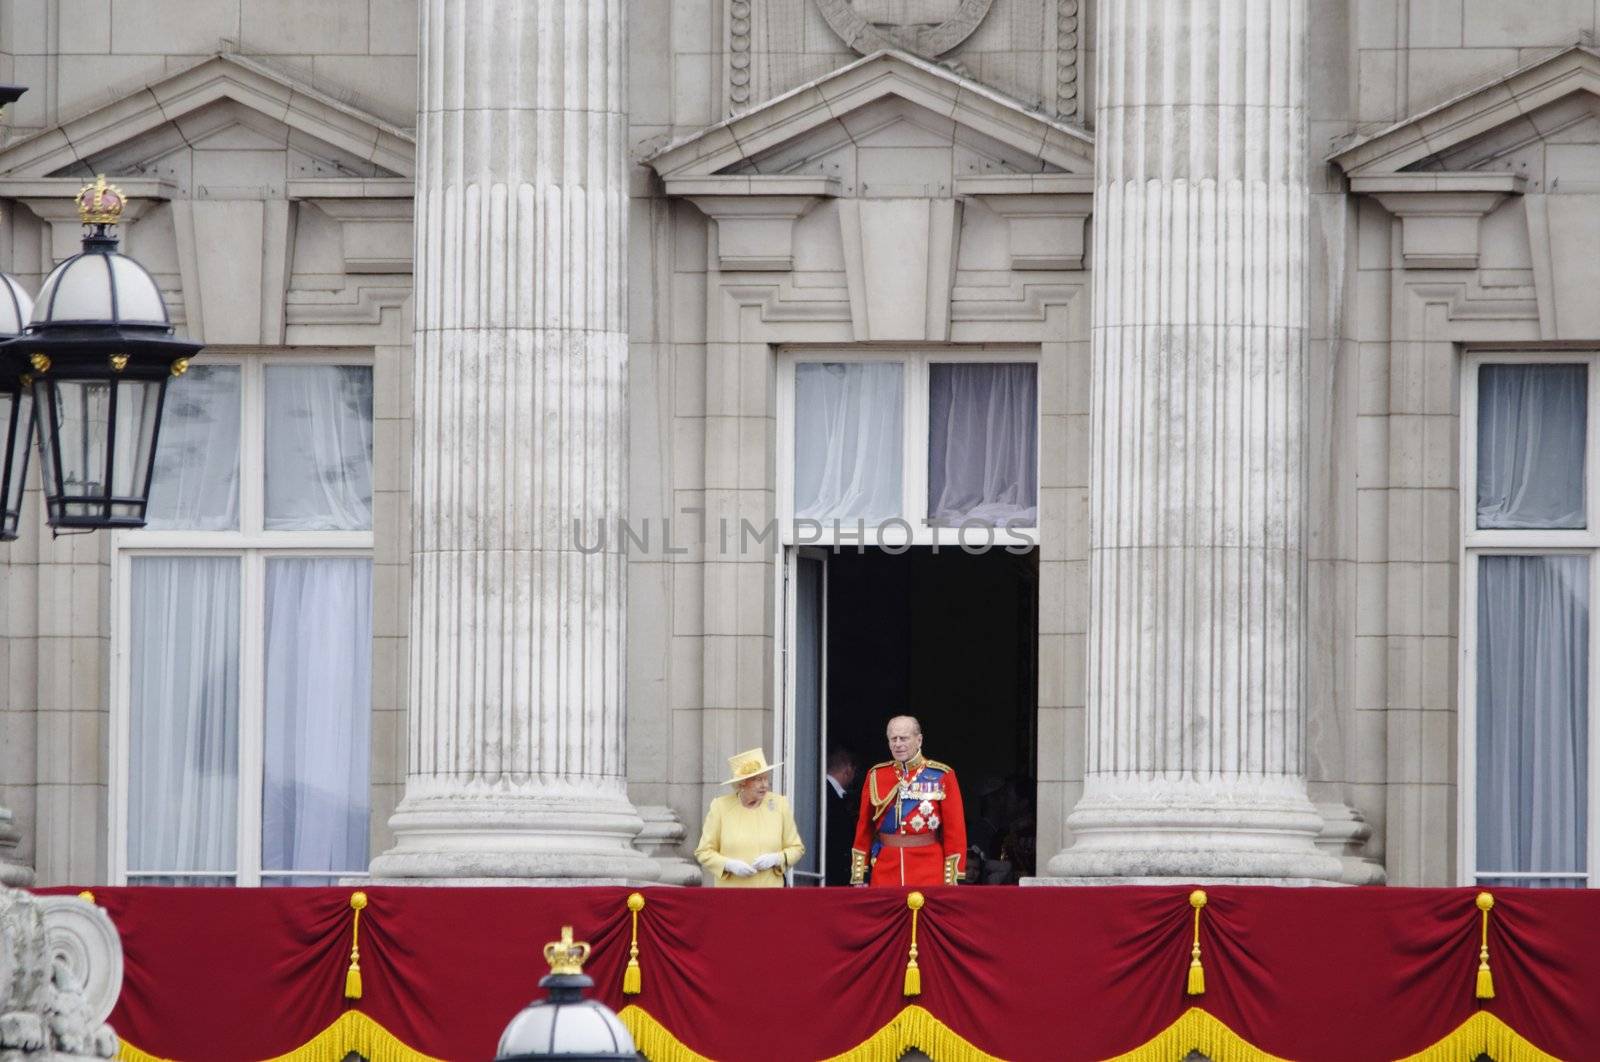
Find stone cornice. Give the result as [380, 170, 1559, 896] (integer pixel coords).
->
[0, 53, 413, 180]
[1330, 43, 1600, 177]
[955, 174, 1094, 270]
[647, 49, 1093, 181]
[1352, 173, 1526, 270]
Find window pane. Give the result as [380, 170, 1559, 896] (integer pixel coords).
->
[928, 363, 1037, 526]
[261, 558, 372, 878]
[265, 366, 373, 531]
[128, 556, 240, 877]
[794, 362, 902, 522]
[1476, 554, 1588, 882]
[1477, 364, 1586, 529]
[146, 365, 241, 531]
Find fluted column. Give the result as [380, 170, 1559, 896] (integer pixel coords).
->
[370, 0, 655, 881]
[1047, 0, 1341, 880]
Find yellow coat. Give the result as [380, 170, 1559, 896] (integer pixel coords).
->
[694, 792, 805, 887]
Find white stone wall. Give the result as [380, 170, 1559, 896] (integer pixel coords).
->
[3, 0, 1600, 886]
[0, 0, 417, 138]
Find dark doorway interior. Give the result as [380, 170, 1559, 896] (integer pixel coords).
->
[826, 546, 1038, 883]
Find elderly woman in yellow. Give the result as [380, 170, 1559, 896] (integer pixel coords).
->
[694, 748, 805, 887]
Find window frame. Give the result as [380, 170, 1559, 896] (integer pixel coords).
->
[1458, 350, 1600, 888]
[108, 349, 376, 887]
[776, 348, 1041, 549]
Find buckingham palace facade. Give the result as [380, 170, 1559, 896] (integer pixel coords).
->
[1, 0, 1598, 894]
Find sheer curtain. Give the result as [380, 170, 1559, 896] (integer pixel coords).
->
[928, 363, 1037, 525]
[794, 362, 902, 522]
[128, 557, 240, 881]
[1476, 554, 1589, 886]
[1478, 364, 1586, 529]
[265, 366, 373, 530]
[261, 558, 372, 883]
[146, 365, 241, 530]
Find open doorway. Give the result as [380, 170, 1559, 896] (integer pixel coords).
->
[785, 545, 1038, 886]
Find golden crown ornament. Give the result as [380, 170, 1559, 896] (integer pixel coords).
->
[75, 175, 125, 226]
[543, 926, 592, 976]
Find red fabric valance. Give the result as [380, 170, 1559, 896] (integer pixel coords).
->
[34, 884, 1598, 1060]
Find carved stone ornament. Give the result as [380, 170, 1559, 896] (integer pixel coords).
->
[0, 888, 121, 1059]
[815, 0, 996, 58]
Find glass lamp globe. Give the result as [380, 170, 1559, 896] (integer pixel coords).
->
[494, 926, 639, 1061]
[22, 175, 202, 529]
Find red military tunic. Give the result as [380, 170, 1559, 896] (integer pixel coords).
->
[849, 756, 966, 886]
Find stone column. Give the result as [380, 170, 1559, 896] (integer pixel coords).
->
[1046, 0, 1341, 881]
[370, 0, 656, 881]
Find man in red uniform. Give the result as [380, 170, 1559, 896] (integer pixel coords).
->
[850, 715, 966, 886]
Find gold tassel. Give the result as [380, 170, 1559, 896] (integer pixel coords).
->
[345, 891, 367, 1001]
[904, 891, 924, 997]
[1475, 891, 1495, 1000]
[77, 890, 96, 904]
[623, 891, 645, 995]
[1186, 890, 1207, 996]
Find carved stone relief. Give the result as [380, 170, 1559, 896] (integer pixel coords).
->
[728, 0, 754, 111]
[1056, 0, 1081, 120]
[815, 0, 996, 58]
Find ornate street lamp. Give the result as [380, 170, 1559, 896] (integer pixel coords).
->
[19, 176, 202, 530]
[494, 926, 639, 1061]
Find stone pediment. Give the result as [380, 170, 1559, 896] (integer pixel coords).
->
[0, 53, 413, 184]
[1332, 44, 1600, 183]
[648, 48, 1093, 192]
[1334, 45, 1600, 339]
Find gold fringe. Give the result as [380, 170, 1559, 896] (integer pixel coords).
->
[1395, 1011, 1563, 1062]
[261, 1011, 447, 1062]
[619, 1006, 716, 1062]
[116, 1039, 174, 1062]
[117, 1012, 446, 1062]
[117, 1003, 1568, 1062]
[821, 1005, 1004, 1062]
[1105, 1007, 1288, 1062]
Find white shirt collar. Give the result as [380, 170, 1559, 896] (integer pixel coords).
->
[826, 774, 845, 798]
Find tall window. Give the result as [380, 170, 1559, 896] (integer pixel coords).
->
[1462, 354, 1599, 888]
[112, 355, 375, 886]
[779, 352, 1039, 547]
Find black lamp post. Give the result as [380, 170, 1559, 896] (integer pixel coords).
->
[15, 175, 202, 531]
[494, 926, 640, 1061]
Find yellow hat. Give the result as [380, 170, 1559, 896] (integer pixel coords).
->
[721, 747, 782, 786]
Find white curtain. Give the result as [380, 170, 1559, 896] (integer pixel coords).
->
[1476, 554, 1589, 886]
[265, 366, 373, 531]
[928, 363, 1037, 525]
[1477, 364, 1586, 529]
[146, 365, 241, 531]
[261, 558, 372, 882]
[794, 362, 902, 522]
[128, 557, 240, 880]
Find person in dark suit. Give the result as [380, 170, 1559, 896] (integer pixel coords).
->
[824, 746, 859, 886]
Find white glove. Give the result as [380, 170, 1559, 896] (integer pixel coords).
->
[722, 858, 757, 878]
[751, 852, 783, 872]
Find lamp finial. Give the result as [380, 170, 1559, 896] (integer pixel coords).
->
[543, 926, 592, 977]
[75, 175, 125, 226]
